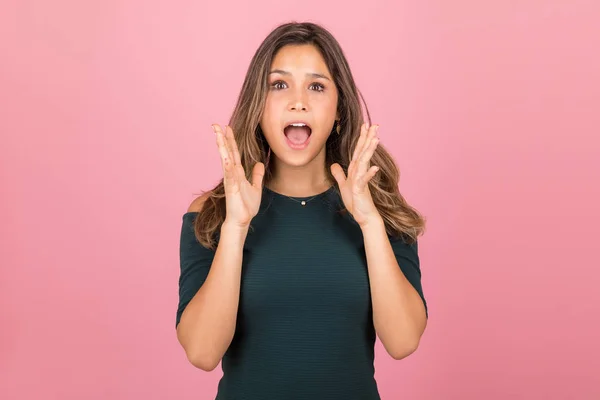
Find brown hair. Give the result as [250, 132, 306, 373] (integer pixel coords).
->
[192, 21, 426, 249]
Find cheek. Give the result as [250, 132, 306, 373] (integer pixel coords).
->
[327, 93, 339, 114]
[260, 98, 282, 138]
[313, 97, 338, 126]
[262, 96, 282, 120]
[315, 91, 338, 112]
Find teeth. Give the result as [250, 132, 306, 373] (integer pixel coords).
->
[290, 123, 307, 127]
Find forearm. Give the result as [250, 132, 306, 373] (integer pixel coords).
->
[361, 218, 427, 359]
[177, 221, 248, 370]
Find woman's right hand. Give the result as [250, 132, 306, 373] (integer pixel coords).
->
[213, 124, 265, 229]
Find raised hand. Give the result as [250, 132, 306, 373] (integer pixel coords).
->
[330, 123, 382, 228]
[213, 124, 265, 228]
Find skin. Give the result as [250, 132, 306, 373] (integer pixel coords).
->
[260, 43, 340, 197]
[176, 44, 427, 371]
[212, 44, 383, 227]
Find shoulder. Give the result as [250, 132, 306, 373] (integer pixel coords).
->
[187, 192, 211, 213]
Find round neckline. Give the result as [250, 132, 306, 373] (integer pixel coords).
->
[263, 185, 336, 200]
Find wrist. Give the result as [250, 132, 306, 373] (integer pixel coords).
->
[359, 215, 385, 232]
[221, 219, 251, 234]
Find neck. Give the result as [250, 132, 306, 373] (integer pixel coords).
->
[267, 150, 333, 197]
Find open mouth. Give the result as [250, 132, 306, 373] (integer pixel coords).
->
[283, 122, 312, 148]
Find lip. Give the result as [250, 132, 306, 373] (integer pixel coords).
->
[284, 120, 312, 130]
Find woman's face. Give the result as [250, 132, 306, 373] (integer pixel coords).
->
[260, 44, 339, 168]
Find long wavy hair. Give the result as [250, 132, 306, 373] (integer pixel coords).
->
[192, 21, 426, 249]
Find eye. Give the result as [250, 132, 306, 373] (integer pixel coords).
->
[271, 80, 287, 90]
[310, 83, 325, 92]
[269, 80, 325, 92]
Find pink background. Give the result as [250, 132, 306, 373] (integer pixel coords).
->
[1, 1, 599, 399]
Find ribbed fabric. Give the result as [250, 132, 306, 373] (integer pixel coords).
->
[177, 186, 427, 400]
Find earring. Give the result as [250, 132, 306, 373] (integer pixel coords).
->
[335, 120, 341, 135]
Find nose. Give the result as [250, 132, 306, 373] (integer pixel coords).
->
[290, 101, 307, 111]
[288, 87, 309, 111]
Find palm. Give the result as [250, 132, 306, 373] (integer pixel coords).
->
[337, 180, 375, 226]
[213, 124, 265, 227]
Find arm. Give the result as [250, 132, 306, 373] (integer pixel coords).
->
[176, 195, 249, 371]
[361, 217, 428, 360]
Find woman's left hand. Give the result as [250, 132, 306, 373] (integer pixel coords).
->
[331, 122, 383, 228]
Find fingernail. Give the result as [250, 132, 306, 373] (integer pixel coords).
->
[211, 125, 216, 133]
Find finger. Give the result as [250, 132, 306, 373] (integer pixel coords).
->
[364, 165, 380, 183]
[214, 125, 234, 178]
[251, 162, 265, 189]
[355, 165, 380, 191]
[225, 125, 242, 166]
[358, 133, 380, 173]
[348, 123, 368, 177]
[330, 163, 347, 186]
[350, 123, 369, 163]
[213, 124, 233, 163]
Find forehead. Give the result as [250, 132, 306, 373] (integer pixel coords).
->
[270, 44, 331, 76]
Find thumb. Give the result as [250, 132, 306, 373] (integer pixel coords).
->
[251, 162, 265, 189]
[330, 163, 346, 186]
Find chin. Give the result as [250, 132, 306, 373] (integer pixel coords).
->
[271, 149, 315, 167]
[271, 141, 327, 168]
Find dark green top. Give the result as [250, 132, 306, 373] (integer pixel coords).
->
[177, 185, 427, 400]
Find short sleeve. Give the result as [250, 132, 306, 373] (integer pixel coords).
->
[389, 235, 428, 318]
[176, 212, 217, 328]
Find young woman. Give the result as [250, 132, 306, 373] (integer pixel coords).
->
[176, 21, 428, 400]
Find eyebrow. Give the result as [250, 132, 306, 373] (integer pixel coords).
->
[269, 69, 331, 81]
